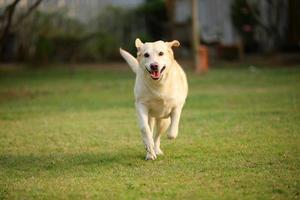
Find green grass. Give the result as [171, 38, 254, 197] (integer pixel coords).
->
[0, 65, 299, 199]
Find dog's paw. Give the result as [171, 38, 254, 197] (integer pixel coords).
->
[167, 130, 178, 140]
[155, 147, 164, 155]
[145, 152, 157, 160]
[167, 134, 177, 140]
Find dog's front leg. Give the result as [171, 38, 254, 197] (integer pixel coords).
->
[167, 106, 183, 139]
[135, 103, 156, 160]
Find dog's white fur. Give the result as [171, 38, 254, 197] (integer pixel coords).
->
[120, 38, 188, 160]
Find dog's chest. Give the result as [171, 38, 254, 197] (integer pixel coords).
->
[147, 97, 176, 118]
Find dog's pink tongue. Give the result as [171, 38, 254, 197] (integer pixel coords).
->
[151, 71, 160, 79]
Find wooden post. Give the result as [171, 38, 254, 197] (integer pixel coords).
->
[237, 38, 244, 60]
[165, 0, 175, 39]
[191, 0, 200, 72]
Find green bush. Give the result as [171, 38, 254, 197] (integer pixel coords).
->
[92, 6, 153, 59]
[90, 1, 168, 59]
[136, 0, 168, 40]
[34, 36, 55, 63]
[11, 1, 169, 64]
[26, 11, 86, 63]
[231, 0, 259, 52]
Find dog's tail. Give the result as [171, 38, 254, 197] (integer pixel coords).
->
[119, 48, 138, 74]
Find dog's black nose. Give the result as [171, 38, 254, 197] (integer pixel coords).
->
[150, 63, 158, 71]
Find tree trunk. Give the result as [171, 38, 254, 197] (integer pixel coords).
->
[0, 0, 21, 60]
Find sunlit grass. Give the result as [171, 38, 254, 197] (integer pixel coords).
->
[0, 66, 299, 199]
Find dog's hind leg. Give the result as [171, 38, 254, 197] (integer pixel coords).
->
[154, 118, 171, 155]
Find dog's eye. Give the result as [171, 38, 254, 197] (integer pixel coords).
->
[159, 52, 164, 56]
[144, 53, 150, 58]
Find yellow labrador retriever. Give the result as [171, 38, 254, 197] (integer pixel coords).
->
[120, 38, 188, 160]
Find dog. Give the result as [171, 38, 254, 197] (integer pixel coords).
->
[120, 38, 188, 160]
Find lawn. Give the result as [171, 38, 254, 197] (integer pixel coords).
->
[0, 65, 299, 199]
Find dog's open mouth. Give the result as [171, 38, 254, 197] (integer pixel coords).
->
[147, 66, 166, 80]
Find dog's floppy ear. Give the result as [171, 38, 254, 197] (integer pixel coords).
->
[135, 38, 143, 50]
[166, 40, 180, 48]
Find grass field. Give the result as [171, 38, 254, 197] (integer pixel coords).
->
[0, 65, 299, 199]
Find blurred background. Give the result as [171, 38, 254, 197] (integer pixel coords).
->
[1, 2, 300, 198]
[0, 0, 299, 69]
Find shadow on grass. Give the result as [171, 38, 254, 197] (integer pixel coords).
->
[0, 150, 145, 173]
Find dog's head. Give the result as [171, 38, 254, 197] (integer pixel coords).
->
[135, 38, 180, 81]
